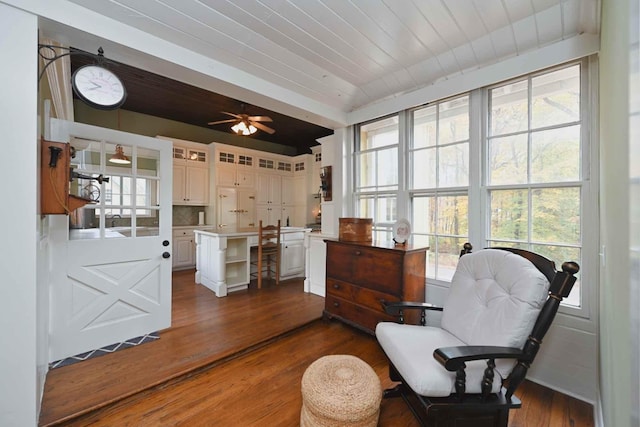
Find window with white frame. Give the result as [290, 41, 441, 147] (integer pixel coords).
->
[486, 64, 583, 307]
[103, 176, 156, 217]
[353, 59, 592, 312]
[410, 95, 470, 281]
[354, 115, 399, 241]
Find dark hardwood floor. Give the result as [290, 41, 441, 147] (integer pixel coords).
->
[39, 270, 594, 426]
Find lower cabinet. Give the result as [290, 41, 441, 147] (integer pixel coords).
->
[172, 227, 214, 270]
[281, 234, 305, 279]
[172, 229, 195, 270]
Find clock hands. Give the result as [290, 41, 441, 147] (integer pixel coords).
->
[72, 64, 127, 109]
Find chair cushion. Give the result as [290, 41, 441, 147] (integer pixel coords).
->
[441, 249, 550, 378]
[376, 323, 503, 396]
[442, 250, 549, 347]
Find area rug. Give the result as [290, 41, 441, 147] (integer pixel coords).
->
[49, 332, 159, 369]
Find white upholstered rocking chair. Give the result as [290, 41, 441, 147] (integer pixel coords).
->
[375, 244, 579, 427]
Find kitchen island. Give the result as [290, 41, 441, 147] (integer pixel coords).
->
[194, 227, 311, 297]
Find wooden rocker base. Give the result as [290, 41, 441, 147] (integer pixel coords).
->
[383, 372, 521, 427]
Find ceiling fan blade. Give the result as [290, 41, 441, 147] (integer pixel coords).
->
[221, 111, 242, 119]
[208, 119, 237, 125]
[252, 121, 275, 134]
[247, 115, 272, 122]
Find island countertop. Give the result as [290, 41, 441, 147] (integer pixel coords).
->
[194, 226, 311, 238]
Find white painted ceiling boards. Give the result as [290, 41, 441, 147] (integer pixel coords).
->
[44, 0, 600, 133]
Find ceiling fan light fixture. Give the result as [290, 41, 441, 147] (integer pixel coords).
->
[231, 121, 257, 135]
[109, 144, 131, 164]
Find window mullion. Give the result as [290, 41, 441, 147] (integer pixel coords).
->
[469, 88, 485, 246]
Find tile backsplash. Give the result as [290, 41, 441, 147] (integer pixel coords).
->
[173, 206, 206, 226]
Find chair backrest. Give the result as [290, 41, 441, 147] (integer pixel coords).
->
[258, 220, 281, 252]
[442, 244, 579, 398]
[441, 249, 550, 350]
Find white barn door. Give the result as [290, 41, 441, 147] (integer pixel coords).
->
[48, 119, 172, 362]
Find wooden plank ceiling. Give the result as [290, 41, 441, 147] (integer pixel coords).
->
[65, 0, 600, 154]
[70, 54, 334, 155]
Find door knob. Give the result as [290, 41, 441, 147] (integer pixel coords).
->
[162, 252, 171, 259]
[162, 240, 170, 246]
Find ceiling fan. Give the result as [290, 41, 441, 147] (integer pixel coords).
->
[207, 105, 275, 135]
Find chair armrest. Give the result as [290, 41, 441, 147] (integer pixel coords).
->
[381, 301, 443, 316]
[434, 346, 525, 372]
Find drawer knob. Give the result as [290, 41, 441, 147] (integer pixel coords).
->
[354, 250, 361, 256]
[333, 302, 340, 307]
[333, 283, 340, 289]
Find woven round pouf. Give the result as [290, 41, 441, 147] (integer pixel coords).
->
[300, 354, 382, 427]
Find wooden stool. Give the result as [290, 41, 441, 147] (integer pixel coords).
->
[300, 355, 382, 427]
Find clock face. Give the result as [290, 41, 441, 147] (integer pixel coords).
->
[72, 65, 127, 110]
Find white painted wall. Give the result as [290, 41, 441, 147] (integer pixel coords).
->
[628, 1, 640, 425]
[599, 0, 633, 426]
[317, 129, 349, 238]
[0, 4, 41, 425]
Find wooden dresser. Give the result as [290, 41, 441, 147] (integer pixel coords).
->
[324, 240, 427, 334]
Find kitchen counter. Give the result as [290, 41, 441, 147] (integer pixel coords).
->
[70, 226, 160, 240]
[194, 226, 310, 237]
[194, 227, 311, 297]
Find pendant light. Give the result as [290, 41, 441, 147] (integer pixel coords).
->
[109, 144, 131, 164]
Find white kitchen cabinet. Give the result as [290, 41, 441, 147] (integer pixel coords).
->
[281, 237, 305, 279]
[173, 233, 195, 269]
[215, 148, 255, 188]
[256, 173, 283, 225]
[173, 163, 208, 205]
[211, 142, 318, 230]
[216, 163, 255, 188]
[293, 175, 307, 205]
[257, 204, 281, 226]
[158, 136, 210, 206]
[281, 176, 294, 206]
[256, 173, 281, 205]
[173, 228, 196, 270]
[217, 187, 256, 229]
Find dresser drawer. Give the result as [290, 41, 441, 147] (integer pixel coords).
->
[326, 278, 397, 313]
[326, 243, 403, 295]
[324, 295, 396, 334]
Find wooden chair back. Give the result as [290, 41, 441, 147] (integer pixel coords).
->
[256, 220, 281, 288]
[462, 244, 579, 399]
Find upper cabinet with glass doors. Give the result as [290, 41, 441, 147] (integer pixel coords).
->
[214, 145, 256, 189]
[157, 136, 210, 206]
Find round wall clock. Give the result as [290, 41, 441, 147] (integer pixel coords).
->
[72, 65, 127, 110]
